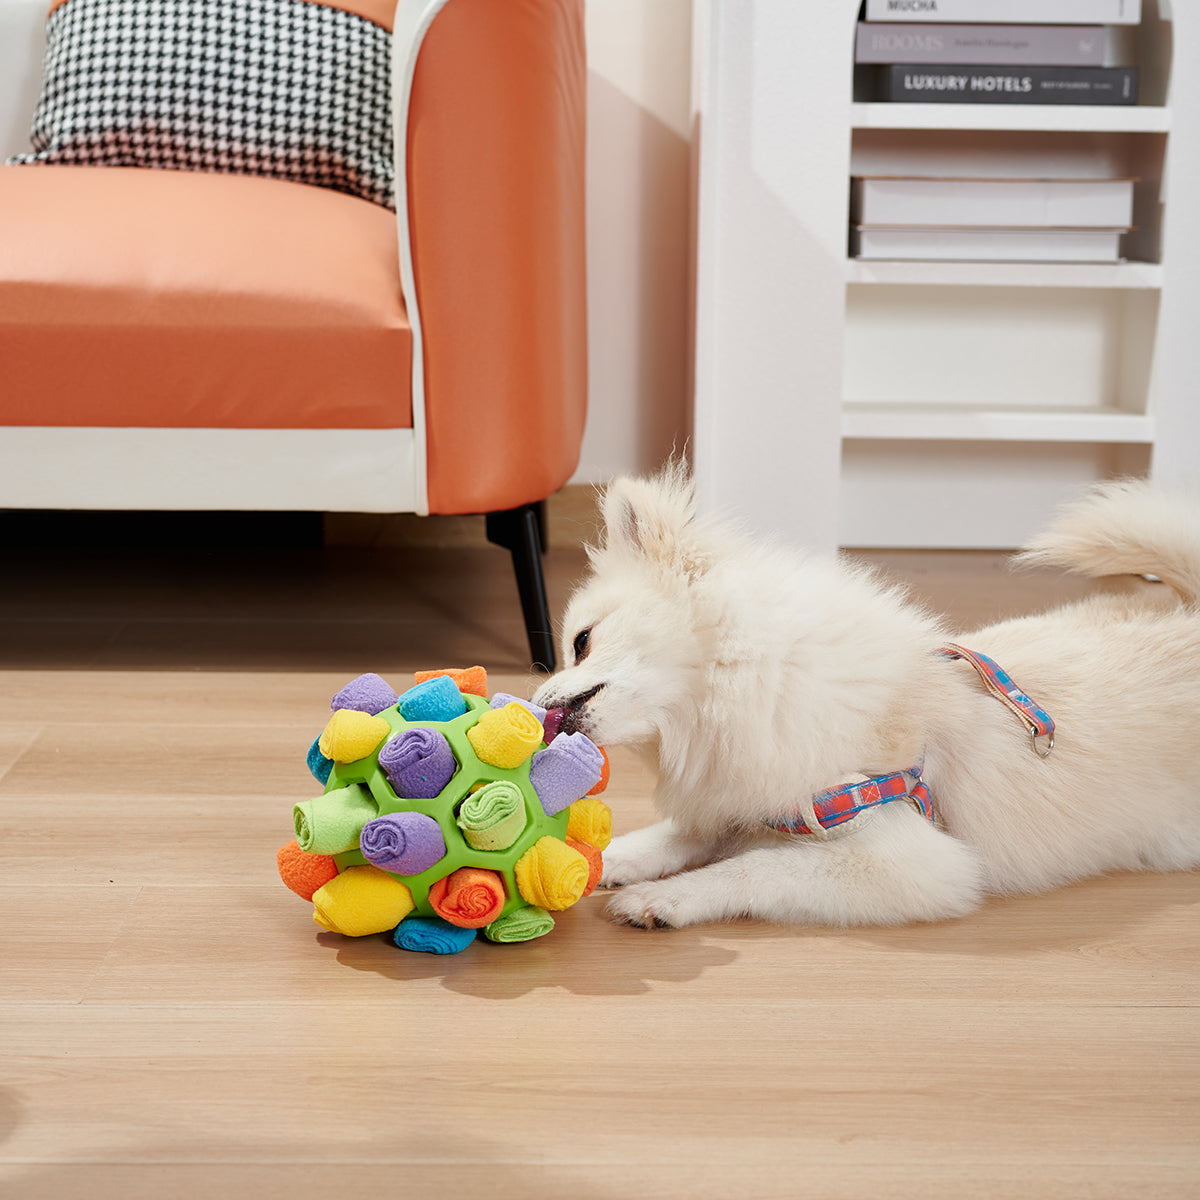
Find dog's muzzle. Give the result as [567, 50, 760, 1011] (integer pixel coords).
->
[548, 684, 604, 737]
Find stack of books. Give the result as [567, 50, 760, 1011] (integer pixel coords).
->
[852, 0, 1141, 261]
[857, 0, 1140, 106]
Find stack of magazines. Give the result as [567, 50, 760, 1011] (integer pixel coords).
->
[857, 0, 1140, 106]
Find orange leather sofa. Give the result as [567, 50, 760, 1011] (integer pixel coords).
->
[0, 0, 587, 669]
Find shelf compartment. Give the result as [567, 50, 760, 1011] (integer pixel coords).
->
[850, 102, 1171, 134]
[844, 284, 1159, 417]
[848, 128, 1168, 268]
[842, 402, 1155, 443]
[840, 439, 1150, 549]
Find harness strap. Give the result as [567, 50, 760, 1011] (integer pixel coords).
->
[940, 643, 1055, 758]
[767, 644, 1056, 839]
[766, 760, 934, 838]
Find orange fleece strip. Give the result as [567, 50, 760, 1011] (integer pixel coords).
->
[427, 867, 507, 929]
[414, 666, 489, 698]
[566, 840, 602, 898]
[276, 839, 339, 902]
[587, 748, 610, 796]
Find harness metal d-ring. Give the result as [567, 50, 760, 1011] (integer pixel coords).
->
[1032, 728, 1055, 759]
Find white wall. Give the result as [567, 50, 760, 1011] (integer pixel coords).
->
[574, 0, 694, 483]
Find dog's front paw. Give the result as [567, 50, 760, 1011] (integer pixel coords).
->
[598, 838, 668, 890]
[599, 827, 702, 889]
[605, 881, 681, 929]
[600, 857, 659, 890]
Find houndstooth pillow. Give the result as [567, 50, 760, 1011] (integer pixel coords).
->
[7, 0, 395, 209]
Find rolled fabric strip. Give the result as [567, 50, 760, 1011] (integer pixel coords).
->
[378, 727, 457, 799]
[330, 672, 399, 715]
[427, 867, 507, 929]
[456, 780, 528, 851]
[312, 866, 414, 936]
[415, 665, 488, 698]
[318, 709, 391, 764]
[483, 905, 555, 944]
[466, 702, 544, 770]
[490, 693, 548, 723]
[393, 916, 477, 955]
[294, 784, 378, 855]
[565, 796, 613, 851]
[276, 839, 339, 901]
[528, 732, 606, 816]
[514, 837, 590, 911]
[396, 675, 468, 723]
[306, 736, 334, 786]
[588, 747, 611, 796]
[360, 811, 447, 876]
[567, 839, 603, 898]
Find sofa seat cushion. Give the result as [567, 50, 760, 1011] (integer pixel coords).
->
[0, 164, 412, 429]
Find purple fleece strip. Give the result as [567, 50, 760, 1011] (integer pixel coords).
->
[528, 731, 605, 816]
[360, 811, 446, 876]
[330, 672, 399, 715]
[378, 727, 457, 799]
[490, 693, 549, 723]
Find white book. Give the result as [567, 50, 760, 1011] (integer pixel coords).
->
[864, 0, 1141, 24]
[855, 23, 1134, 66]
[851, 177, 1135, 227]
[851, 226, 1126, 262]
[851, 130, 1138, 181]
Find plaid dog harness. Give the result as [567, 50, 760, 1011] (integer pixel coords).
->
[766, 643, 1054, 840]
[940, 643, 1055, 758]
[765, 760, 934, 839]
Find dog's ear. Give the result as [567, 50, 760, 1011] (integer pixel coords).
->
[600, 464, 711, 577]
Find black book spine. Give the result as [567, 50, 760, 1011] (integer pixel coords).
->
[875, 64, 1138, 104]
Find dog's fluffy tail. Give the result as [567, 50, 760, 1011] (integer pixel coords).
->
[1016, 479, 1200, 606]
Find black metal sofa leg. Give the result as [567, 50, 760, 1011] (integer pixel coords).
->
[485, 502, 557, 672]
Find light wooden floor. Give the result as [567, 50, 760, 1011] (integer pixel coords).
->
[1, 529, 1196, 1199]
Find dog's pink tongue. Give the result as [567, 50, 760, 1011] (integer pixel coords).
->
[543, 707, 566, 743]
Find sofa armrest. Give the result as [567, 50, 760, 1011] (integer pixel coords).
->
[0, 0, 47, 160]
[392, 0, 587, 515]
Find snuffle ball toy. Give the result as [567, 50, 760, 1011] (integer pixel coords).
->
[276, 667, 612, 955]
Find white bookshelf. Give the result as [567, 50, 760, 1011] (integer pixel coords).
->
[842, 403, 1155, 443]
[691, 0, 1198, 551]
[845, 260, 1164, 287]
[850, 102, 1172, 132]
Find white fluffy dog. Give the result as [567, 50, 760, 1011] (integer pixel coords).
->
[532, 466, 1200, 929]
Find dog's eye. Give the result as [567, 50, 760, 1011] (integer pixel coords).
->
[572, 627, 591, 664]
